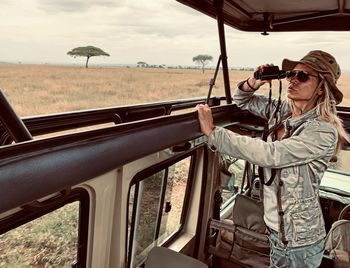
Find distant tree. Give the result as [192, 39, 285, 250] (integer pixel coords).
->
[137, 61, 148, 67]
[67, 46, 110, 68]
[192, 54, 213, 73]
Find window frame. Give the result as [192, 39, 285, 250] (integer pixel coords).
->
[0, 188, 90, 267]
[125, 147, 199, 268]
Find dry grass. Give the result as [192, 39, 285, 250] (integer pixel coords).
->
[0, 64, 224, 116]
[2, 63, 348, 117]
[0, 202, 79, 267]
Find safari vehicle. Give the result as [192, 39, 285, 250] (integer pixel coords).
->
[1, 0, 350, 267]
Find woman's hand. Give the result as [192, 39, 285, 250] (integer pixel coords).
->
[243, 64, 275, 91]
[196, 104, 215, 136]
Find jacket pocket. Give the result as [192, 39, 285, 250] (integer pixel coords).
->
[291, 207, 323, 243]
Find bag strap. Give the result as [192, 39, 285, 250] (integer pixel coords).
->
[276, 172, 288, 246]
[240, 161, 252, 193]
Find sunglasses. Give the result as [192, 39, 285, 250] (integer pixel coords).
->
[285, 70, 319, 82]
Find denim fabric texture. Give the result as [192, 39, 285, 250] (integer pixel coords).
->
[269, 230, 324, 268]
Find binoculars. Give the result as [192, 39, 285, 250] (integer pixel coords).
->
[254, 66, 286, 80]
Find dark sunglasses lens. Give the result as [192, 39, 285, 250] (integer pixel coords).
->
[297, 71, 309, 82]
[286, 70, 310, 82]
[286, 70, 296, 79]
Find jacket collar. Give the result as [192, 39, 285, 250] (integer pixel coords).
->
[284, 106, 319, 132]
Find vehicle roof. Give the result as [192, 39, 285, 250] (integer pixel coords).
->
[176, 0, 350, 32]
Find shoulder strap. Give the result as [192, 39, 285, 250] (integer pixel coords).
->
[240, 162, 249, 193]
[276, 171, 288, 246]
[259, 167, 277, 186]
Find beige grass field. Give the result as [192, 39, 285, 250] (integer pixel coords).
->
[1, 64, 349, 117]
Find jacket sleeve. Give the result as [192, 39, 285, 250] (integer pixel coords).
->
[208, 122, 337, 168]
[233, 82, 280, 121]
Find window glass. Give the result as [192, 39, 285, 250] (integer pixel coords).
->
[158, 158, 189, 244]
[131, 170, 164, 266]
[128, 157, 191, 268]
[128, 185, 136, 246]
[0, 202, 80, 267]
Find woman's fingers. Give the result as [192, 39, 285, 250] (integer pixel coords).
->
[196, 104, 215, 136]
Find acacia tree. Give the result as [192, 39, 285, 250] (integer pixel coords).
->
[67, 46, 110, 68]
[192, 54, 213, 73]
[137, 61, 148, 67]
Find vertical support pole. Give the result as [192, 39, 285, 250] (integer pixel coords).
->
[0, 90, 33, 142]
[215, 0, 232, 104]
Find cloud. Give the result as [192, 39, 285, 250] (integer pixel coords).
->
[104, 1, 217, 40]
[34, 0, 215, 40]
[2, 0, 350, 69]
[37, 0, 122, 13]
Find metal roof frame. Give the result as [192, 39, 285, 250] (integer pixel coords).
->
[176, 0, 350, 32]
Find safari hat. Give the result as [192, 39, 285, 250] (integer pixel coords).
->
[282, 50, 343, 104]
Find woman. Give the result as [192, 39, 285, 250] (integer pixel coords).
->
[196, 50, 348, 267]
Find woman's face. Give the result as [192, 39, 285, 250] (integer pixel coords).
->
[286, 63, 322, 102]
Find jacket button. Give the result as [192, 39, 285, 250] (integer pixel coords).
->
[279, 211, 284, 216]
[287, 126, 292, 131]
[279, 181, 283, 186]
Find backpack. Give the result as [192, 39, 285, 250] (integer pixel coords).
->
[207, 194, 270, 268]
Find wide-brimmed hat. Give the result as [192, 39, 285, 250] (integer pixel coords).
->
[282, 50, 343, 104]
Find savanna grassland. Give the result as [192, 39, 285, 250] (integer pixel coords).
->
[2, 63, 348, 117]
[0, 64, 227, 116]
[0, 64, 350, 267]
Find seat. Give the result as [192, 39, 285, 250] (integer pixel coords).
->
[338, 204, 350, 221]
[144, 246, 208, 268]
[324, 204, 350, 267]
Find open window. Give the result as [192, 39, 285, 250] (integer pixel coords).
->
[126, 150, 196, 268]
[0, 188, 89, 267]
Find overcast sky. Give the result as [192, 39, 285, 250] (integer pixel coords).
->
[1, 0, 350, 70]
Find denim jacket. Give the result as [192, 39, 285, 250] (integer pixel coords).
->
[208, 86, 338, 247]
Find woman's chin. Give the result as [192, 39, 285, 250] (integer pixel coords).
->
[287, 92, 294, 99]
[287, 90, 299, 100]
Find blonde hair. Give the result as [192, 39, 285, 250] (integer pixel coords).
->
[316, 79, 349, 154]
[287, 78, 348, 155]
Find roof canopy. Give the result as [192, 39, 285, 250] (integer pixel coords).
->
[176, 0, 350, 32]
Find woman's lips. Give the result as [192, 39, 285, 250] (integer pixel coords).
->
[287, 86, 297, 94]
